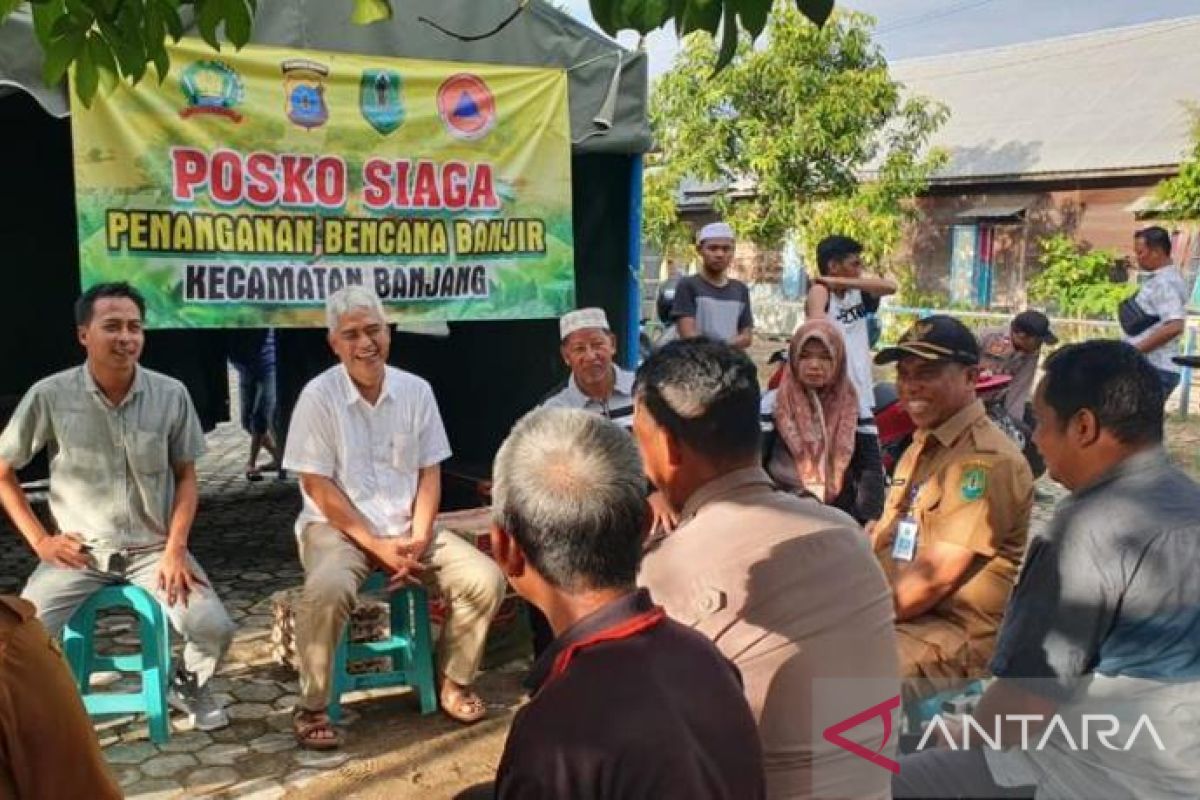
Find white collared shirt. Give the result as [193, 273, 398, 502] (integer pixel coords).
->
[283, 364, 452, 538]
[541, 366, 636, 428]
[1125, 264, 1188, 372]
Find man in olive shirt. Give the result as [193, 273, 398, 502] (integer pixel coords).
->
[870, 316, 1033, 701]
[634, 339, 898, 800]
[0, 283, 235, 731]
[0, 595, 121, 799]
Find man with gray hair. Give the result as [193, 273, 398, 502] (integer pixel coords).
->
[283, 285, 505, 749]
[486, 407, 764, 799]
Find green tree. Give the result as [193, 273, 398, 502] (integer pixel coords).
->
[0, 0, 835, 106]
[646, 2, 946, 268]
[1156, 106, 1200, 220]
[1027, 234, 1132, 319]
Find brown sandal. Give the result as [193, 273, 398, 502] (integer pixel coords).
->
[293, 709, 342, 750]
[440, 687, 488, 725]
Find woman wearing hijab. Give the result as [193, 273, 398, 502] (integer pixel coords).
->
[762, 319, 886, 525]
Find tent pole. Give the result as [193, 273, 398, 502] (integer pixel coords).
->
[625, 154, 644, 369]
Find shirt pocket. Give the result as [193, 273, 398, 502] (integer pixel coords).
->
[913, 481, 944, 531]
[127, 429, 169, 475]
[391, 430, 419, 474]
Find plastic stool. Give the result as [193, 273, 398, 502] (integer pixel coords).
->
[328, 573, 438, 722]
[62, 584, 171, 744]
[904, 679, 986, 732]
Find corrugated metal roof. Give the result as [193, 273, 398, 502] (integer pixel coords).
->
[893, 16, 1200, 183]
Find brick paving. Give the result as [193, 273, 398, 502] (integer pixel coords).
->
[0, 378, 525, 799]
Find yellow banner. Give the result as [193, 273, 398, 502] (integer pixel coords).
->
[70, 38, 575, 327]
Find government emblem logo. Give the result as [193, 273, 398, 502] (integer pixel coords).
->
[960, 463, 989, 501]
[179, 60, 244, 122]
[436, 73, 496, 140]
[281, 58, 330, 130]
[360, 69, 405, 135]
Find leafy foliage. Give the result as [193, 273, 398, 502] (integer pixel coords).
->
[14, 0, 255, 107]
[646, 2, 946, 267]
[893, 263, 947, 308]
[589, 0, 833, 68]
[1156, 105, 1200, 221]
[642, 157, 695, 259]
[1027, 234, 1132, 319]
[3, 0, 834, 107]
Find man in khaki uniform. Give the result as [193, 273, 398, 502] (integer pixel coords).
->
[634, 339, 898, 800]
[870, 315, 1033, 701]
[0, 595, 121, 799]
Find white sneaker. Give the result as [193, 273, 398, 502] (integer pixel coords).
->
[168, 672, 229, 731]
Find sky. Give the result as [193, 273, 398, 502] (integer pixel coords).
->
[561, 0, 1200, 78]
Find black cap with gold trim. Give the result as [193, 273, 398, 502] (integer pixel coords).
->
[875, 314, 980, 365]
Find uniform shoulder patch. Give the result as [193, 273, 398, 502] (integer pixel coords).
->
[960, 461, 990, 501]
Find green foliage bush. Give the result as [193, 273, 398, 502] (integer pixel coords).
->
[1027, 234, 1132, 319]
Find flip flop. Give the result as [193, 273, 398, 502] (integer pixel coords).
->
[440, 687, 488, 725]
[245, 468, 264, 483]
[293, 709, 341, 751]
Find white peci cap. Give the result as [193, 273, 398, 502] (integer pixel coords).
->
[559, 307, 611, 340]
[697, 221, 735, 244]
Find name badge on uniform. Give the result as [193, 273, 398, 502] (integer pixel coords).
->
[892, 517, 918, 561]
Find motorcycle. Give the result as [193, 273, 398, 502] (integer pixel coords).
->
[767, 352, 1046, 479]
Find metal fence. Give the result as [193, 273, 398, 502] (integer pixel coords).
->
[880, 305, 1200, 420]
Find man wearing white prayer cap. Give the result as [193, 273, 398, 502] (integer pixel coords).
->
[529, 307, 679, 655]
[546, 308, 633, 424]
[668, 221, 754, 349]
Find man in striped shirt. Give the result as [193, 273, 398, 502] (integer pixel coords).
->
[541, 308, 635, 427]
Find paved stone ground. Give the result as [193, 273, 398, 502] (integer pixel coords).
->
[0, 378, 527, 800]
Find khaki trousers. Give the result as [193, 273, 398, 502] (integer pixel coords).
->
[897, 622, 994, 702]
[295, 523, 506, 712]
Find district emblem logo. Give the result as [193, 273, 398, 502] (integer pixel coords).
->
[360, 69, 405, 135]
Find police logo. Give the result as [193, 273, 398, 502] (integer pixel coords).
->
[281, 59, 330, 130]
[436, 73, 496, 140]
[179, 60, 244, 122]
[360, 69, 405, 135]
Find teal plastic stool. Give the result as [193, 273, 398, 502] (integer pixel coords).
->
[329, 573, 438, 722]
[62, 584, 171, 744]
[904, 678, 986, 732]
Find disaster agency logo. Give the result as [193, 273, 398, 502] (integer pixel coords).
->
[437, 73, 496, 140]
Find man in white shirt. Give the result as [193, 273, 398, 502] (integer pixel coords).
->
[283, 286, 506, 749]
[1123, 226, 1189, 400]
